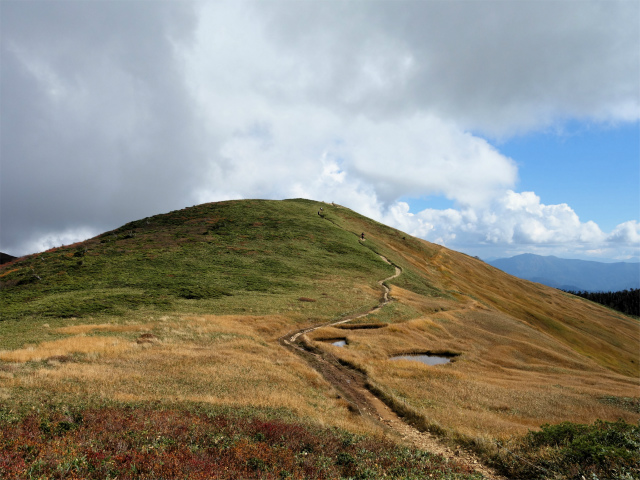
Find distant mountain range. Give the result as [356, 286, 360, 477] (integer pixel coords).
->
[488, 254, 640, 292]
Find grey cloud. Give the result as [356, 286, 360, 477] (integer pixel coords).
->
[256, 1, 639, 134]
[1, 1, 207, 255]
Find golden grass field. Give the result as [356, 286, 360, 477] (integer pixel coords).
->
[1, 199, 638, 460]
[0, 312, 380, 438]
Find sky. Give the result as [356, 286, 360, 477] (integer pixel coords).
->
[1, 0, 639, 262]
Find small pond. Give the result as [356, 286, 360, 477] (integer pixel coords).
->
[319, 338, 347, 347]
[390, 354, 457, 366]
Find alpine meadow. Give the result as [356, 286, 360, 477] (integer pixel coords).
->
[1, 199, 638, 479]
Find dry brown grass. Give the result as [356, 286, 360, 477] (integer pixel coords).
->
[307, 254, 639, 443]
[427, 249, 639, 378]
[295, 218, 639, 444]
[0, 335, 135, 362]
[54, 323, 152, 335]
[0, 314, 377, 435]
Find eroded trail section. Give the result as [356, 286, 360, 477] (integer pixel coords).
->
[279, 255, 505, 480]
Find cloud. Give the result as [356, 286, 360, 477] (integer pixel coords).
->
[408, 190, 607, 246]
[190, 110, 518, 209]
[1, 1, 204, 253]
[183, 3, 518, 210]
[256, 0, 639, 135]
[608, 221, 640, 244]
[1, 0, 637, 261]
[20, 226, 100, 256]
[380, 192, 639, 261]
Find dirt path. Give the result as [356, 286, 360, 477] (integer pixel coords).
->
[279, 254, 505, 480]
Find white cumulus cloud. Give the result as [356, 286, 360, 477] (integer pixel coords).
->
[379, 191, 639, 260]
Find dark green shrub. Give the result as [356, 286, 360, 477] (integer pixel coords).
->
[336, 452, 355, 466]
[496, 419, 640, 479]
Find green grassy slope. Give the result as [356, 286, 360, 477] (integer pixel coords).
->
[1, 199, 393, 325]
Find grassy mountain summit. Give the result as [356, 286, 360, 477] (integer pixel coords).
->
[1, 199, 396, 326]
[1, 199, 638, 478]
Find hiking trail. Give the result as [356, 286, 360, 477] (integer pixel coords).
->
[279, 236, 505, 480]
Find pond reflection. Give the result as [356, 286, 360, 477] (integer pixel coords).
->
[390, 354, 455, 365]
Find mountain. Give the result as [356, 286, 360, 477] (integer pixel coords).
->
[488, 253, 640, 292]
[0, 252, 17, 265]
[1, 199, 638, 479]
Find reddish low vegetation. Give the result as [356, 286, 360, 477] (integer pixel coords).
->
[0, 407, 480, 479]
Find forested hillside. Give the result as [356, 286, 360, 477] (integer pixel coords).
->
[564, 288, 639, 317]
